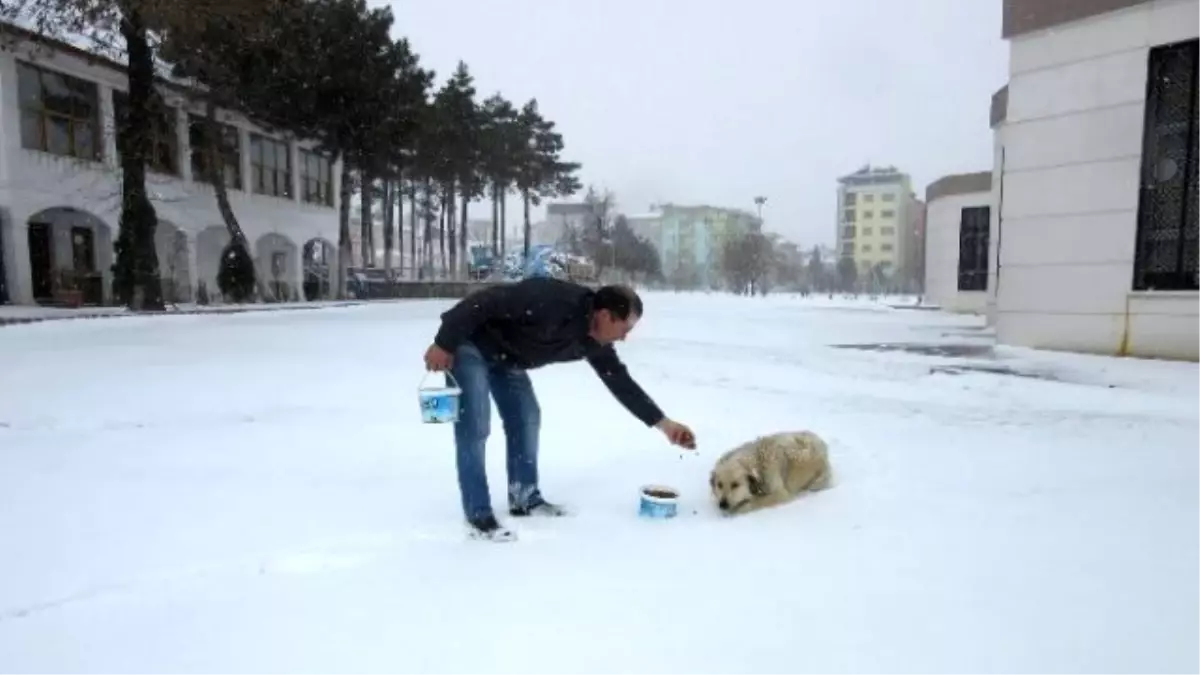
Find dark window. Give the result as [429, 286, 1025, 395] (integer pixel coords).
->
[863, 194, 875, 203]
[841, 225, 856, 239]
[862, 227, 874, 236]
[113, 90, 178, 175]
[250, 134, 292, 198]
[862, 210, 873, 218]
[881, 209, 896, 218]
[881, 226, 896, 236]
[882, 193, 896, 202]
[881, 243, 894, 252]
[16, 61, 101, 161]
[1133, 38, 1198, 291]
[188, 115, 242, 190]
[300, 149, 333, 206]
[843, 193, 857, 206]
[842, 209, 856, 223]
[957, 206, 990, 291]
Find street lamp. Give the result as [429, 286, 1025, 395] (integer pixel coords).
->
[753, 195, 767, 220]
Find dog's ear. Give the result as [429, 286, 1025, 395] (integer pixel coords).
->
[747, 471, 765, 496]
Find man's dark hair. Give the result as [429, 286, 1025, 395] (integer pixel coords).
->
[593, 284, 643, 320]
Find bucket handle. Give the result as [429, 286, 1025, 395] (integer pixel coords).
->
[420, 369, 461, 391]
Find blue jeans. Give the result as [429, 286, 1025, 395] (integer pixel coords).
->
[450, 342, 542, 521]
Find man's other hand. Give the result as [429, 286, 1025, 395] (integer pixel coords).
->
[424, 344, 454, 371]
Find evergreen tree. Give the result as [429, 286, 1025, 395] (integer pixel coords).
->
[216, 240, 256, 302]
[173, 0, 429, 297]
[428, 62, 480, 279]
[513, 99, 580, 259]
[836, 256, 858, 292]
[478, 94, 519, 258]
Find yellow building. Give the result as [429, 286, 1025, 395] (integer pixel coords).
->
[835, 165, 917, 286]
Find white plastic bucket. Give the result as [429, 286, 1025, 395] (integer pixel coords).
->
[418, 371, 462, 424]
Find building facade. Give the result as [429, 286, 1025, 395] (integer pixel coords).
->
[992, 0, 1198, 360]
[625, 213, 663, 248]
[655, 203, 759, 289]
[0, 24, 343, 306]
[923, 172, 993, 313]
[904, 197, 927, 293]
[835, 165, 919, 287]
[544, 202, 593, 247]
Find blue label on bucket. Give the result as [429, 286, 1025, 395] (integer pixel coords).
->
[419, 389, 460, 424]
[639, 496, 678, 519]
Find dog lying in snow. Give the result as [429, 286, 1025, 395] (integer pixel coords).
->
[709, 430, 832, 515]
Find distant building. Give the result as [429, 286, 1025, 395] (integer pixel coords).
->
[835, 164, 919, 286]
[545, 202, 594, 246]
[654, 203, 760, 288]
[625, 212, 663, 248]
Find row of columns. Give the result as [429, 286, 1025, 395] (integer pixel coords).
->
[0, 208, 333, 305]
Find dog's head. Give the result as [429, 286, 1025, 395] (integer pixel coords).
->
[710, 460, 764, 515]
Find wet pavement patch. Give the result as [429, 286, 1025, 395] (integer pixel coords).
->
[831, 342, 1062, 382]
[832, 342, 995, 359]
[928, 364, 1059, 381]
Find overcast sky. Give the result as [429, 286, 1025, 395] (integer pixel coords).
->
[383, 0, 1009, 247]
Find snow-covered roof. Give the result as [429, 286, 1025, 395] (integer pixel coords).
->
[0, 15, 202, 91]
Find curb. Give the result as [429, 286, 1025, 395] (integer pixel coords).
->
[0, 301, 366, 328]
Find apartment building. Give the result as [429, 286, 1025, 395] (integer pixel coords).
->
[0, 23, 342, 306]
[835, 165, 918, 286]
[656, 203, 760, 289]
[625, 212, 664, 249]
[991, 0, 1197, 359]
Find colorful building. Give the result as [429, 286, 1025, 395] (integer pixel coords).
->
[654, 203, 760, 288]
[835, 165, 918, 286]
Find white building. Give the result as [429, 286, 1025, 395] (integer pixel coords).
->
[991, 0, 1198, 360]
[0, 23, 343, 306]
[923, 172, 993, 314]
[544, 202, 593, 247]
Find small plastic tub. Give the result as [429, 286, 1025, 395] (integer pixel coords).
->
[638, 485, 679, 519]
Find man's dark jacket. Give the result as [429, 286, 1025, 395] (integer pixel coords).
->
[433, 277, 664, 427]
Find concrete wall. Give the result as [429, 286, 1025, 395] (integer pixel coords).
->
[0, 35, 343, 305]
[924, 190, 992, 314]
[987, 126, 1005, 326]
[996, 0, 1198, 360]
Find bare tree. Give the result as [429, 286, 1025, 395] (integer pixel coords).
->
[721, 231, 775, 296]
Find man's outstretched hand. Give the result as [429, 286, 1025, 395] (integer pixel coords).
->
[656, 418, 697, 450]
[424, 344, 454, 371]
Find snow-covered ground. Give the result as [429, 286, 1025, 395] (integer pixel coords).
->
[0, 292, 1196, 673]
